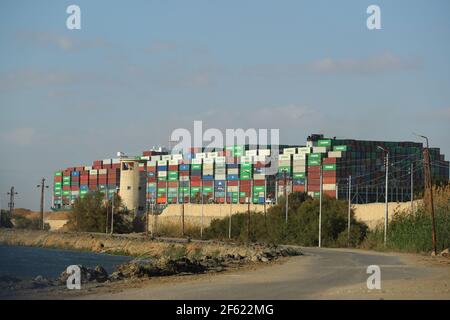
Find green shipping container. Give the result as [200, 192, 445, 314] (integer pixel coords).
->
[308, 153, 322, 159]
[333, 145, 348, 151]
[54, 171, 62, 177]
[191, 164, 202, 170]
[253, 186, 265, 192]
[278, 166, 291, 173]
[308, 159, 321, 166]
[202, 186, 213, 193]
[323, 164, 336, 171]
[293, 172, 306, 179]
[317, 139, 332, 147]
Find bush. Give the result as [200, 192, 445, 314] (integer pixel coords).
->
[204, 192, 368, 247]
[66, 191, 139, 233]
[13, 215, 50, 230]
[0, 209, 14, 228]
[362, 185, 450, 253]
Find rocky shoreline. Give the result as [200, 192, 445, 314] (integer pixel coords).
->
[0, 229, 303, 298]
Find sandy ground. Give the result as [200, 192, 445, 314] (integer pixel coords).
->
[75, 248, 449, 300]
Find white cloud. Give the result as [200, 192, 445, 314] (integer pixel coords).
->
[1, 128, 36, 146]
[242, 52, 421, 77]
[15, 31, 108, 51]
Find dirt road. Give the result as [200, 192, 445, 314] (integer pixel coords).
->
[82, 247, 450, 300]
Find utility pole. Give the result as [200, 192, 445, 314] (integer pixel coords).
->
[418, 135, 438, 256]
[377, 146, 389, 246]
[182, 180, 186, 237]
[410, 162, 414, 214]
[347, 175, 352, 247]
[319, 166, 322, 248]
[229, 180, 233, 239]
[7, 187, 18, 222]
[247, 191, 251, 242]
[284, 170, 288, 223]
[36, 178, 49, 230]
[105, 187, 109, 233]
[110, 188, 118, 235]
[200, 179, 203, 239]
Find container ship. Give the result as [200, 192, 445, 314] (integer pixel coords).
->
[52, 134, 449, 215]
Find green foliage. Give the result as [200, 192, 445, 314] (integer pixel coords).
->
[0, 210, 14, 228]
[162, 244, 188, 259]
[204, 192, 368, 247]
[362, 185, 450, 253]
[67, 191, 138, 233]
[363, 205, 450, 253]
[12, 215, 50, 230]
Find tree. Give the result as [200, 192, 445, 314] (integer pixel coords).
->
[0, 209, 14, 228]
[67, 191, 137, 233]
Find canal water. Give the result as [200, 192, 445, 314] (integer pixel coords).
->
[0, 245, 132, 280]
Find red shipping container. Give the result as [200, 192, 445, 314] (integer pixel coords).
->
[179, 171, 189, 176]
[253, 180, 265, 186]
[293, 186, 305, 192]
[191, 181, 201, 187]
[111, 164, 120, 169]
[71, 186, 79, 191]
[202, 181, 213, 186]
[157, 197, 166, 204]
[307, 166, 321, 172]
[168, 165, 178, 171]
[147, 177, 156, 183]
[93, 160, 102, 166]
[215, 197, 225, 203]
[323, 177, 337, 184]
[157, 182, 167, 188]
[54, 176, 62, 182]
[191, 176, 201, 181]
[322, 158, 337, 164]
[226, 180, 239, 186]
[168, 182, 177, 188]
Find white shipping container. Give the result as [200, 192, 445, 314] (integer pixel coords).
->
[169, 159, 179, 165]
[312, 146, 328, 154]
[195, 153, 206, 159]
[151, 155, 161, 162]
[279, 154, 291, 161]
[206, 152, 219, 158]
[278, 160, 291, 166]
[203, 158, 214, 164]
[191, 158, 202, 164]
[227, 186, 239, 192]
[98, 169, 107, 174]
[84, 166, 92, 170]
[140, 156, 150, 160]
[306, 141, 314, 147]
[245, 150, 258, 157]
[253, 174, 265, 180]
[258, 149, 271, 156]
[323, 184, 336, 191]
[283, 148, 296, 155]
[89, 170, 98, 175]
[102, 159, 112, 165]
[293, 160, 306, 166]
[293, 154, 306, 160]
[162, 155, 172, 161]
[157, 160, 167, 166]
[328, 151, 342, 158]
[147, 161, 157, 167]
[228, 168, 239, 174]
[292, 166, 306, 173]
[158, 171, 167, 177]
[215, 156, 226, 163]
[179, 176, 190, 182]
[215, 168, 226, 173]
[215, 174, 226, 180]
[172, 154, 183, 160]
[112, 158, 121, 164]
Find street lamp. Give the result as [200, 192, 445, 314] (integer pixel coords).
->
[377, 145, 389, 246]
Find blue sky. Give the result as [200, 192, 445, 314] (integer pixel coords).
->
[1, 0, 449, 209]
